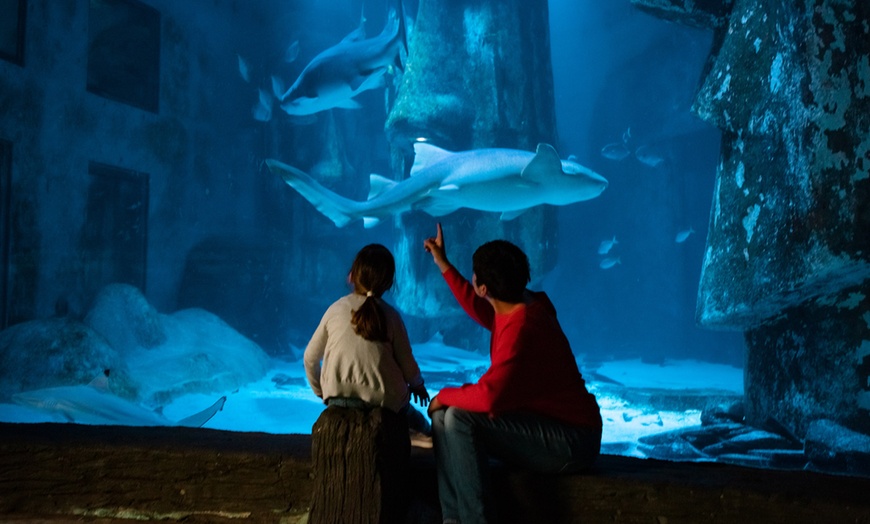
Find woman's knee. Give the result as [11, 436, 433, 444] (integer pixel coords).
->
[443, 406, 484, 436]
[431, 408, 446, 430]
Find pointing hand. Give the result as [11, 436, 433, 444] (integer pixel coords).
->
[423, 223, 451, 273]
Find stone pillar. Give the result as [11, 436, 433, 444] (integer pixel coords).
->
[632, 0, 870, 438]
[384, 0, 559, 340]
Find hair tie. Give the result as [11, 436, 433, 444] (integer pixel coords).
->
[366, 291, 373, 297]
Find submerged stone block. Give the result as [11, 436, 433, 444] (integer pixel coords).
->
[638, 0, 870, 459]
[694, 0, 870, 329]
[744, 282, 870, 437]
[805, 418, 870, 475]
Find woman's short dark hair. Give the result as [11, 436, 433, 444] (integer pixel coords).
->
[472, 240, 530, 303]
[349, 244, 395, 342]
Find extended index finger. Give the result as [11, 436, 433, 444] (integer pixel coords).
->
[436, 222, 443, 244]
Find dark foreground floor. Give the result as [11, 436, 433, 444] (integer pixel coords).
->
[1, 422, 869, 523]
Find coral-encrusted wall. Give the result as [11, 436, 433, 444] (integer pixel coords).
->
[632, 0, 869, 439]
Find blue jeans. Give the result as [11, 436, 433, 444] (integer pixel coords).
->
[432, 407, 601, 524]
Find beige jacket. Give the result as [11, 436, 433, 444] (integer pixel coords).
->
[303, 293, 423, 413]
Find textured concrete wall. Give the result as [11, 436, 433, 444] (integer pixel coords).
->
[0, 1, 278, 320]
[0, 1, 395, 352]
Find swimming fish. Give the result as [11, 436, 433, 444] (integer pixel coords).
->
[599, 257, 621, 269]
[277, 2, 406, 116]
[598, 236, 618, 255]
[266, 143, 608, 228]
[283, 40, 300, 63]
[635, 144, 666, 167]
[252, 88, 273, 121]
[237, 54, 251, 83]
[600, 127, 632, 161]
[12, 370, 226, 427]
[600, 142, 631, 161]
[675, 228, 694, 243]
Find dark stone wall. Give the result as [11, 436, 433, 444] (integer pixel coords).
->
[0, 1, 397, 352]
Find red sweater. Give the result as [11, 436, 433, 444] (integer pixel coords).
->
[437, 267, 602, 429]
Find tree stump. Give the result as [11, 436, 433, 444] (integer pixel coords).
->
[309, 406, 411, 524]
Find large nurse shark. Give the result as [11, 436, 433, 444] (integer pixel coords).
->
[266, 142, 608, 228]
[12, 370, 226, 427]
[278, 2, 407, 116]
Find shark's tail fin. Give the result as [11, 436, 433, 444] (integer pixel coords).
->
[265, 159, 360, 227]
[177, 396, 226, 428]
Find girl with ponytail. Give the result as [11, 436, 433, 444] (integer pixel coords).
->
[303, 244, 431, 444]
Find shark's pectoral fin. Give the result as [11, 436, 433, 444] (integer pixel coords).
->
[417, 198, 459, 217]
[500, 209, 530, 221]
[522, 143, 563, 182]
[350, 68, 387, 93]
[177, 396, 226, 428]
[438, 184, 459, 191]
[368, 174, 397, 199]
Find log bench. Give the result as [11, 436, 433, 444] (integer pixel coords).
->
[1, 422, 869, 523]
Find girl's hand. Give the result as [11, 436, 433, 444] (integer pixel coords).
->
[410, 383, 430, 407]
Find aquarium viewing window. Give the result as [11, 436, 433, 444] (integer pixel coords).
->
[0, 0, 25, 66]
[0, 140, 10, 330]
[81, 162, 149, 300]
[86, 0, 160, 113]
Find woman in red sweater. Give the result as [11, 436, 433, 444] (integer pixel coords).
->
[423, 223, 602, 524]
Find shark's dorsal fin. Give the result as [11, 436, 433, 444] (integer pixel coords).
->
[412, 143, 454, 175]
[522, 143, 562, 182]
[88, 369, 111, 391]
[341, 4, 366, 43]
[368, 174, 397, 200]
[427, 331, 444, 345]
[363, 217, 380, 228]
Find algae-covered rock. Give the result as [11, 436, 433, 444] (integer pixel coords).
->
[84, 283, 167, 355]
[0, 317, 136, 401]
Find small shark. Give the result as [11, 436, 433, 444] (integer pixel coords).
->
[12, 370, 226, 427]
[266, 142, 608, 228]
[278, 2, 406, 116]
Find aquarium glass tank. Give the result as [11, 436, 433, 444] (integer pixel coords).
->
[0, 0, 867, 479]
